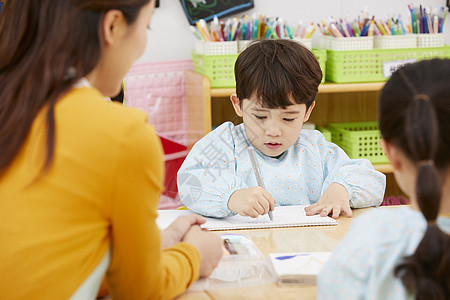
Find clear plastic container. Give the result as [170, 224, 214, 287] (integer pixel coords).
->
[188, 234, 277, 290]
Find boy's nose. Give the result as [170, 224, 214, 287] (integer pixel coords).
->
[265, 123, 282, 137]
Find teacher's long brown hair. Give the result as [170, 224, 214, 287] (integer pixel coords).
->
[0, 0, 150, 177]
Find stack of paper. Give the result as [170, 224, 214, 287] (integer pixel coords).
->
[156, 205, 337, 231]
[268, 252, 332, 285]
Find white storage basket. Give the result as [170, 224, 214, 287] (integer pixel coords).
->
[320, 36, 374, 51]
[416, 33, 445, 48]
[374, 35, 417, 49]
[195, 40, 238, 55]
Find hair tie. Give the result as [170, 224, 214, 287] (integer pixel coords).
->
[427, 219, 437, 226]
[417, 160, 434, 167]
[413, 93, 430, 102]
[63, 67, 76, 81]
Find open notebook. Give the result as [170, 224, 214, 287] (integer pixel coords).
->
[269, 252, 332, 285]
[156, 205, 337, 231]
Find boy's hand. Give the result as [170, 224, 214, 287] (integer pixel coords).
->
[228, 187, 275, 218]
[305, 183, 352, 219]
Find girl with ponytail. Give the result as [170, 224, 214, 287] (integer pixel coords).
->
[317, 59, 450, 300]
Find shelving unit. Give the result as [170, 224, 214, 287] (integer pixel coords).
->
[204, 81, 390, 170]
[200, 80, 405, 196]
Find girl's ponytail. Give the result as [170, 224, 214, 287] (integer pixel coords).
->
[390, 68, 450, 300]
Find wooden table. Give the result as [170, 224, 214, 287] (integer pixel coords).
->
[175, 206, 379, 300]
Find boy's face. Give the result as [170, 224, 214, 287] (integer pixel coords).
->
[231, 94, 315, 157]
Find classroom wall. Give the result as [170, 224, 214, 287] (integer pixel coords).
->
[140, 0, 450, 63]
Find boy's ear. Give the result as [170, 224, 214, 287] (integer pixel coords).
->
[230, 93, 243, 117]
[303, 101, 315, 122]
[380, 139, 401, 170]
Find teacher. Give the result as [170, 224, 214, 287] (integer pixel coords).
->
[0, 0, 223, 299]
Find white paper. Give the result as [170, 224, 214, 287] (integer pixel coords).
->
[269, 252, 332, 277]
[156, 205, 337, 231]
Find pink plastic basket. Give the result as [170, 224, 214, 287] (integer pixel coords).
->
[124, 60, 194, 145]
[123, 60, 205, 209]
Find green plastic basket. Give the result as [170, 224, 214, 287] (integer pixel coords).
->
[192, 51, 238, 88]
[327, 121, 388, 163]
[311, 48, 327, 84]
[316, 126, 332, 142]
[192, 47, 327, 88]
[326, 46, 450, 83]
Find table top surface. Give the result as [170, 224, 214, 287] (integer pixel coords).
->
[175, 206, 397, 300]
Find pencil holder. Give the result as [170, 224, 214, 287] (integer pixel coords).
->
[320, 36, 374, 51]
[238, 40, 253, 53]
[416, 33, 445, 48]
[195, 40, 238, 55]
[293, 37, 312, 50]
[374, 35, 417, 49]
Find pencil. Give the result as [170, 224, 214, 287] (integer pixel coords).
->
[248, 147, 274, 221]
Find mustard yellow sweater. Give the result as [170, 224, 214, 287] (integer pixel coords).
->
[0, 87, 199, 299]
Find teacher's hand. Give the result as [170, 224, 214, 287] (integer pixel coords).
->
[161, 214, 206, 248]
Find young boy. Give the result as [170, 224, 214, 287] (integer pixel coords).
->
[177, 39, 386, 218]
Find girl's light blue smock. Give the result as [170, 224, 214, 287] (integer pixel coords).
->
[317, 206, 450, 300]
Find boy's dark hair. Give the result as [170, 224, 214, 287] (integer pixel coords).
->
[234, 39, 322, 110]
[380, 59, 450, 300]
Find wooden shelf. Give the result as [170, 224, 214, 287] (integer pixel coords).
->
[209, 82, 385, 98]
[318, 82, 385, 93]
[373, 164, 393, 173]
[210, 88, 235, 98]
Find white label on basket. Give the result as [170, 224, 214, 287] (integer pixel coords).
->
[382, 59, 417, 78]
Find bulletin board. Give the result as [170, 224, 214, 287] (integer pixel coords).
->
[180, 0, 254, 25]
